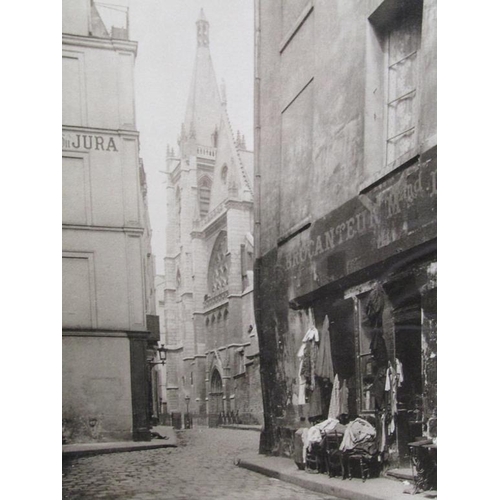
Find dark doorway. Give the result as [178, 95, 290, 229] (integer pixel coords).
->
[313, 296, 356, 418]
[209, 369, 224, 427]
[394, 298, 423, 465]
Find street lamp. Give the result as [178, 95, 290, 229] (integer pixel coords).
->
[149, 344, 168, 367]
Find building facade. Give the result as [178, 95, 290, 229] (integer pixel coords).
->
[62, 0, 152, 443]
[254, 0, 436, 467]
[163, 11, 263, 427]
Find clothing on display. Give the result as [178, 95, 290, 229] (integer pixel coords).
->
[308, 378, 323, 419]
[298, 357, 307, 405]
[384, 358, 403, 435]
[297, 309, 320, 405]
[316, 315, 334, 383]
[370, 331, 388, 410]
[327, 375, 349, 419]
[328, 374, 340, 418]
[339, 418, 377, 453]
[396, 358, 404, 386]
[302, 418, 340, 461]
[378, 412, 386, 452]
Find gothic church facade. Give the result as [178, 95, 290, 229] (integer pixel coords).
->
[162, 11, 262, 427]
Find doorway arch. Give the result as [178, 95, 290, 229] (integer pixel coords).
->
[209, 368, 224, 427]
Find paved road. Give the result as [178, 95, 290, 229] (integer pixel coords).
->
[62, 428, 338, 499]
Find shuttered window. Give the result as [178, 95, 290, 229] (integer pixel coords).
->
[386, 9, 422, 164]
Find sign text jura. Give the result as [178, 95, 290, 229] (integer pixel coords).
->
[62, 133, 118, 152]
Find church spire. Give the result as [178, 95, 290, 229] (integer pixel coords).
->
[196, 9, 209, 47]
[181, 9, 222, 150]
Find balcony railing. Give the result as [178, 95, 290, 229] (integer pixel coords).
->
[197, 146, 217, 158]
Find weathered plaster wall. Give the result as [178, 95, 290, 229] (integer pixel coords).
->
[62, 336, 132, 442]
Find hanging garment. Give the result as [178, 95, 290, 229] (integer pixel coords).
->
[396, 358, 404, 387]
[373, 369, 386, 410]
[328, 374, 340, 418]
[365, 284, 385, 325]
[340, 418, 377, 452]
[315, 315, 335, 383]
[297, 315, 320, 404]
[370, 331, 388, 371]
[301, 338, 319, 393]
[385, 364, 398, 435]
[303, 326, 319, 342]
[378, 412, 387, 452]
[339, 378, 349, 416]
[371, 331, 388, 410]
[298, 357, 307, 405]
[308, 378, 323, 419]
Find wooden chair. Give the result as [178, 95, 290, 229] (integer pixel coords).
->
[325, 432, 344, 478]
[346, 451, 380, 482]
[305, 441, 327, 473]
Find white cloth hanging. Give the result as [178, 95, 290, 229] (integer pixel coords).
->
[328, 374, 340, 418]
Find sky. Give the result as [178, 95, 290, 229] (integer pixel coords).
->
[97, 0, 255, 273]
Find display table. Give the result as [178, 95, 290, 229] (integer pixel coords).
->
[408, 440, 437, 493]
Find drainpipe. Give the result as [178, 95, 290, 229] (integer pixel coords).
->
[254, 0, 270, 454]
[254, 0, 262, 306]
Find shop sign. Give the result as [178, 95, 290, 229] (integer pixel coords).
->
[280, 149, 437, 290]
[62, 133, 118, 152]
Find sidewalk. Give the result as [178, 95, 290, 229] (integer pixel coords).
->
[219, 424, 263, 432]
[62, 426, 177, 459]
[237, 454, 437, 500]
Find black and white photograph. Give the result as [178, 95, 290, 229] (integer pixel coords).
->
[58, 0, 441, 498]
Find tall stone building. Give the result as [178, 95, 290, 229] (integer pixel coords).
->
[254, 0, 436, 468]
[62, 0, 153, 443]
[163, 10, 262, 427]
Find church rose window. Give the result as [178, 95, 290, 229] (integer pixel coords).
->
[208, 232, 229, 296]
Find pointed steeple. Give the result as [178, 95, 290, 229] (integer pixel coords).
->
[196, 9, 209, 47]
[181, 10, 222, 150]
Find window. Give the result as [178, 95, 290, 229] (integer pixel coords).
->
[62, 53, 86, 126]
[364, 1, 423, 177]
[198, 177, 212, 217]
[62, 155, 91, 224]
[62, 252, 96, 328]
[385, 8, 422, 164]
[207, 232, 228, 295]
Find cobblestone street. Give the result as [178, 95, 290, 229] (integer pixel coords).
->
[62, 428, 338, 499]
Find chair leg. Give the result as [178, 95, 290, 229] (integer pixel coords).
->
[360, 457, 365, 482]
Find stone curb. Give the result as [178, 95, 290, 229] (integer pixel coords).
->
[63, 428, 177, 459]
[237, 456, 417, 500]
[219, 424, 263, 432]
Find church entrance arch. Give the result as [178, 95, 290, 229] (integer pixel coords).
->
[209, 368, 224, 427]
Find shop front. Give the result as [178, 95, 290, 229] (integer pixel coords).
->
[255, 149, 437, 469]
